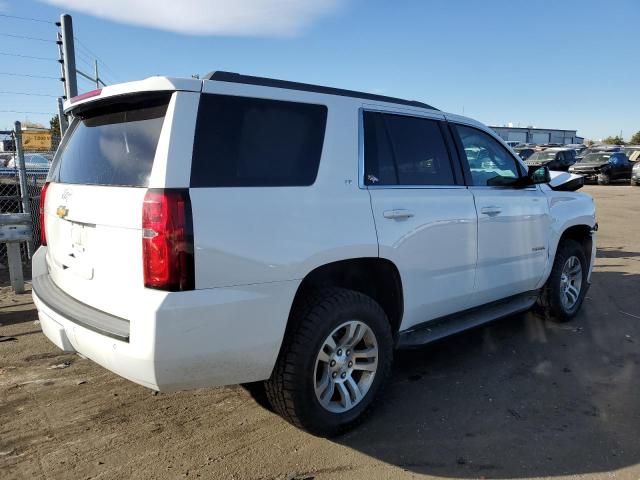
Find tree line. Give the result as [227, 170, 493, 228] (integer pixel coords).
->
[600, 131, 640, 145]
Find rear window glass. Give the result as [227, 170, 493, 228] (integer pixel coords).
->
[190, 94, 327, 187]
[51, 94, 170, 187]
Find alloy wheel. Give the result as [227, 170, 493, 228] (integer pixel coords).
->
[313, 320, 379, 414]
[560, 255, 583, 310]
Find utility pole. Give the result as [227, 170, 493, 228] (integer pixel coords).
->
[56, 97, 68, 136]
[54, 13, 108, 140]
[60, 14, 78, 100]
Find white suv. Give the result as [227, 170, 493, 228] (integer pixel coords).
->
[33, 72, 597, 436]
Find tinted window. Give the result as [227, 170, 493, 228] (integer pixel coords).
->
[191, 95, 327, 187]
[53, 94, 169, 186]
[455, 124, 521, 187]
[364, 112, 455, 186]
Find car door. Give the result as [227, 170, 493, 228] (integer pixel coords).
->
[363, 109, 478, 331]
[611, 154, 631, 179]
[450, 122, 550, 306]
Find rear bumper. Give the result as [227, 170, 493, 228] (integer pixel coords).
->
[32, 247, 298, 391]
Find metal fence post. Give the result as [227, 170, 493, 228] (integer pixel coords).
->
[13, 121, 33, 258]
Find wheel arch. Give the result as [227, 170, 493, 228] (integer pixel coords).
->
[559, 224, 594, 267]
[287, 258, 404, 339]
[540, 222, 596, 289]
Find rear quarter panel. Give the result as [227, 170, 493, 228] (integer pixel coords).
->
[190, 85, 378, 288]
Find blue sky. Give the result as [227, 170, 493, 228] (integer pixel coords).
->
[0, 0, 638, 140]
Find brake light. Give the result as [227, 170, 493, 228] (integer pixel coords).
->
[142, 189, 194, 291]
[39, 182, 49, 246]
[70, 88, 102, 103]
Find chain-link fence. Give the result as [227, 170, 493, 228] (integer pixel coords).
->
[0, 129, 58, 268]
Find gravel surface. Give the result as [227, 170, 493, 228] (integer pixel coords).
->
[1, 184, 639, 480]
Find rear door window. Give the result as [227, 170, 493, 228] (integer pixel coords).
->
[363, 112, 456, 186]
[191, 94, 327, 187]
[51, 93, 170, 187]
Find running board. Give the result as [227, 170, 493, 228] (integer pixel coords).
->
[397, 291, 539, 348]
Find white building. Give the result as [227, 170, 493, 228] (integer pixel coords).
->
[490, 126, 583, 145]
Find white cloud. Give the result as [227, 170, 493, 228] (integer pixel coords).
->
[41, 0, 342, 36]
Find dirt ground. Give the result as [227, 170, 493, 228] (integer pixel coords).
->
[1, 185, 639, 480]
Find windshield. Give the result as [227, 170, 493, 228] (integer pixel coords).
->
[581, 153, 612, 164]
[528, 151, 557, 162]
[51, 93, 170, 187]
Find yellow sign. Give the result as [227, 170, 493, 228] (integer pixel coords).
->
[22, 130, 52, 151]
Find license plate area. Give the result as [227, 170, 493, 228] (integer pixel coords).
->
[57, 220, 95, 280]
[71, 222, 89, 257]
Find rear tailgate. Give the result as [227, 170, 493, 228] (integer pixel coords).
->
[44, 91, 174, 319]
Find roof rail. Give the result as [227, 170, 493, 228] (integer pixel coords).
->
[203, 71, 438, 111]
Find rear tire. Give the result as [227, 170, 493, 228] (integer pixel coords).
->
[265, 288, 393, 436]
[539, 239, 588, 322]
[597, 173, 611, 185]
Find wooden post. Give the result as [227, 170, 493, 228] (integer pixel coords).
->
[7, 243, 24, 294]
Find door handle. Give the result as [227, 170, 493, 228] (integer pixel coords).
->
[480, 206, 502, 217]
[383, 209, 415, 220]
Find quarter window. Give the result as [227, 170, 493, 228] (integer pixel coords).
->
[454, 124, 521, 187]
[191, 95, 327, 187]
[364, 112, 456, 186]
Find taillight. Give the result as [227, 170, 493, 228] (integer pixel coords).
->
[39, 182, 49, 246]
[142, 189, 194, 291]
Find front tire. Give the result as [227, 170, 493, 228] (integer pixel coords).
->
[265, 288, 393, 436]
[539, 239, 588, 322]
[597, 172, 611, 185]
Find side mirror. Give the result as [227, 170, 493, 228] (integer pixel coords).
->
[528, 165, 550, 184]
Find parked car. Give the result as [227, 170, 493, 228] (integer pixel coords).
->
[569, 151, 633, 184]
[575, 145, 621, 163]
[6, 153, 51, 170]
[631, 161, 640, 186]
[505, 140, 521, 148]
[0, 153, 13, 167]
[623, 146, 640, 160]
[32, 73, 597, 436]
[525, 148, 576, 171]
[565, 144, 588, 157]
[514, 147, 535, 161]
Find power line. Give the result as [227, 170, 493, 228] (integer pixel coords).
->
[0, 72, 59, 80]
[0, 91, 59, 98]
[0, 13, 53, 24]
[0, 52, 58, 62]
[74, 36, 121, 82]
[0, 33, 55, 43]
[0, 110, 55, 115]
